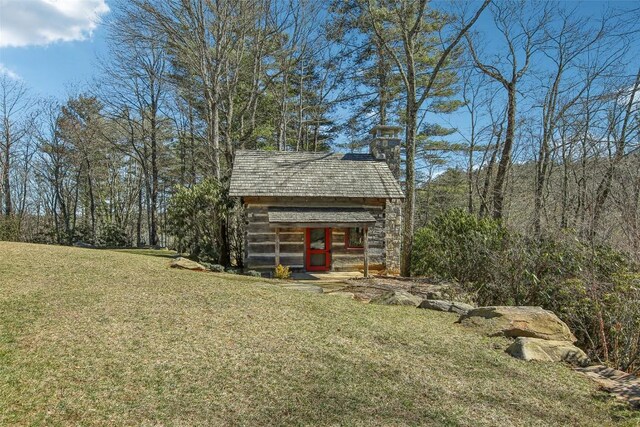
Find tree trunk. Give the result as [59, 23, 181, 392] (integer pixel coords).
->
[277, 73, 288, 151]
[492, 84, 516, 220]
[560, 133, 570, 229]
[2, 118, 12, 217]
[479, 133, 500, 218]
[149, 108, 159, 247]
[136, 179, 143, 247]
[401, 95, 417, 277]
[534, 68, 563, 235]
[2, 144, 11, 217]
[467, 111, 475, 214]
[219, 219, 230, 266]
[377, 42, 388, 126]
[534, 133, 551, 234]
[189, 106, 197, 185]
[211, 99, 221, 180]
[86, 160, 97, 240]
[297, 62, 304, 152]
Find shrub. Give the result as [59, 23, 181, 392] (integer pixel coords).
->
[412, 209, 505, 283]
[274, 264, 291, 280]
[199, 262, 224, 272]
[208, 264, 225, 272]
[411, 209, 640, 373]
[167, 179, 233, 265]
[72, 224, 96, 246]
[0, 216, 20, 241]
[99, 222, 129, 247]
[245, 270, 263, 278]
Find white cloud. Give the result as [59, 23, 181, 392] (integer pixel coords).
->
[0, 63, 20, 79]
[0, 0, 110, 48]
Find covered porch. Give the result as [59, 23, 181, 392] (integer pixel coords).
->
[268, 207, 377, 277]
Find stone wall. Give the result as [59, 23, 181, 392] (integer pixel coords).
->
[369, 138, 401, 180]
[384, 198, 403, 274]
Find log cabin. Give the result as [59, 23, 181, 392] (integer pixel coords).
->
[229, 126, 404, 277]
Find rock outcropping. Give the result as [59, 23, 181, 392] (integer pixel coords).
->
[506, 337, 590, 367]
[576, 365, 640, 409]
[170, 257, 208, 271]
[418, 299, 474, 315]
[458, 306, 576, 342]
[371, 290, 422, 307]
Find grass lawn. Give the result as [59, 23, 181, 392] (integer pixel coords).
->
[0, 242, 637, 426]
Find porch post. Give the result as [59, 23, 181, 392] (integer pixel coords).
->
[275, 227, 280, 266]
[363, 226, 369, 278]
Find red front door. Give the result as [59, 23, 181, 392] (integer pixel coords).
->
[305, 228, 331, 271]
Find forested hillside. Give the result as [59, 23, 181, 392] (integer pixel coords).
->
[419, 152, 640, 263]
[0, 0, 639, 271]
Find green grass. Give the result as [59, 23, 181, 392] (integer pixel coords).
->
[0, 242, 637, 426]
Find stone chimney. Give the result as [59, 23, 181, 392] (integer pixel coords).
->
[369, 125, 402, 180]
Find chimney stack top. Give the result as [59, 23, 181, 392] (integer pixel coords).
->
[369, 125, 403, 139]
[369, 125, 402, 180]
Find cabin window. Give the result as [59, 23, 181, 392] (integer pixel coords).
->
[345, 227, 364, 249]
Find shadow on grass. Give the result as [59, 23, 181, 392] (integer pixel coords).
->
[109, 248, 178, 259]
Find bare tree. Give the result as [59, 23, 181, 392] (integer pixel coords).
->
[34, 100, 77, 243]
[98, 4, 173, 246]
[365, 0, 490, 275]
[130, 0, 247, 179]
[452, 68, 495, 214]
[466, 1, 548, 220]
[532, 8, 624, 234]
[0, 75, 32, 220]
[591, 68, 640, 236]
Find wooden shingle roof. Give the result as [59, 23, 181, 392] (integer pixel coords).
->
[229, 150, 404, 199]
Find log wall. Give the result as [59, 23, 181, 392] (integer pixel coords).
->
[245, 205, 305, 269]
[244, 198, 386, 272]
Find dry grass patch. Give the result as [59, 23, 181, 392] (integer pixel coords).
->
[0, 242, 637, 426]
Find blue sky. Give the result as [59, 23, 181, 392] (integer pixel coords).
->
[0, 1, 637, 103]
[0, 0, 109, 98]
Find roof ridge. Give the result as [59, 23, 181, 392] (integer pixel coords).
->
[235, 149, 373, 157]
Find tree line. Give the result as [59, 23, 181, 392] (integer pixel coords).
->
[0, 0, 638, 270]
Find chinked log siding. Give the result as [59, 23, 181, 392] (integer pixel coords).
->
[244, 201, 386, 272]
[248, 255, 305, 269]
[248, 243, 305, 253]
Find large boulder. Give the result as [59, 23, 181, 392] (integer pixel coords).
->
[371, 290, 422, 307]
[170, 257, 208, 271]
[458, 306, 576, 342]
[419, 299, 474, 315]
[506, 337, 590, 367]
